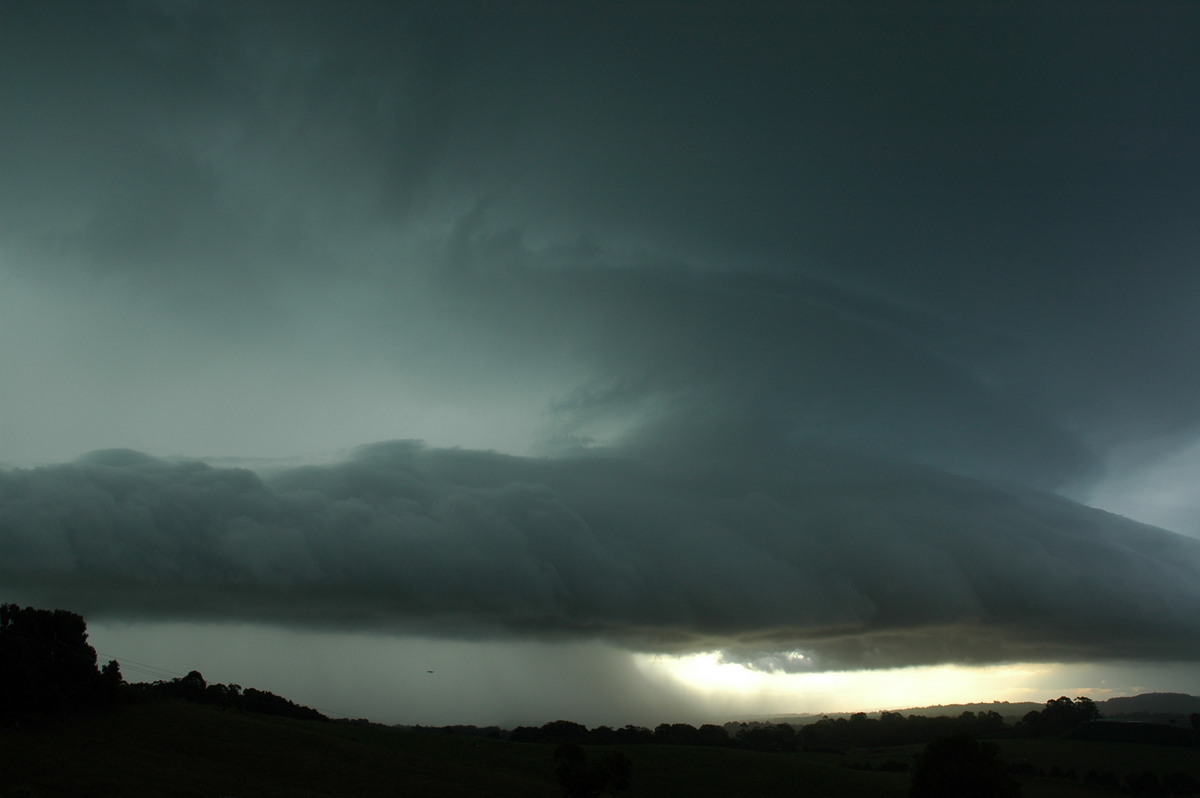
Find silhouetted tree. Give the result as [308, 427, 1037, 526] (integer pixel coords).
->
[696, 723, 731, 747]
[614, 725, 653, 745]
[238, 687, 328, 721]
[204, 681, 242, 707]
[0, 603, 108, 718]
[510, 725, 542, 743]
[978, 710, 1007, 734]
[589, 725, 618, 744]
[99, 659, 123, 706]
[176, 670, 207, 700]
[654, 722, 700, 745]
[1018, 696, 1099, 736]
[540, 719, 590, 745]
[737, 722, 798, 752]
[139, 672, 327, 721]
[909, 733, 1021, 798]
[800, 709, 1012, 751]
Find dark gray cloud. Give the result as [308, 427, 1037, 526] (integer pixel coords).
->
[4, 442, 1199, 670]
[4, 1, 1198, 476]
[437, 223, 1102, 492]
[2, 0, 1200, 686]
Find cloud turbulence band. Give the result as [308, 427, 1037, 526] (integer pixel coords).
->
[4, 439, 1199, 671]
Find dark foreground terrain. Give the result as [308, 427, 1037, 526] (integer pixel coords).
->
[3, 699, 1199, 797]
[0, 699, 903, 797]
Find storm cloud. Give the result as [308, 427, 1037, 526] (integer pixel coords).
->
[4, 440, 1199, 670]
[3, 0, 1200, 702]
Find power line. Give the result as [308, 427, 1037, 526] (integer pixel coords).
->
[93, 650, 187, 681]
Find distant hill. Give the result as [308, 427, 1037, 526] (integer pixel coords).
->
[754, 693, 1200, 728]
[1099, 692, 1200, 717]
[890, 701, 1044, 722]
[756, 701, 1042, 727]
[1095, 692, 1200, 727]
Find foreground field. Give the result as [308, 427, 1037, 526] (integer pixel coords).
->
[0, 701, 907, 798]
[2, 701, 1197, 797]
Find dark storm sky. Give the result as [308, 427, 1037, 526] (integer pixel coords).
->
[2, 0, 1200, 678]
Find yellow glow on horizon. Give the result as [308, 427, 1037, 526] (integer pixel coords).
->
[633, 651, 1067, 716]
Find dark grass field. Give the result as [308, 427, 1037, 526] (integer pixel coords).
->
[2, 700, 555, 797]
[854, 736, 1200, 798]
[0, 701, 907, 798]
[2, 701, 1197, 797]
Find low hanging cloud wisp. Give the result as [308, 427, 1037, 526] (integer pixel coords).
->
[4, 440, 1199, 671]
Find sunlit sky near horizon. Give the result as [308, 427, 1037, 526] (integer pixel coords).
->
[3, 0, 1200, 727]
[83, 620, 1200, 727]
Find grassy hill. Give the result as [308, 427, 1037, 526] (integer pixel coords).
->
[3, 700, 1199, 797]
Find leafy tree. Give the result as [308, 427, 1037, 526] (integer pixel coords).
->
[736, 722, 798, 752]
[204, 681, 242, 706]
[614, 725, 653, 745]
[510, 725, 542, 743]
[138, 672, 327, 721]
[176, 670, 207, 700]
[99, 659, 124, 706]
[589, 725, 618, 744]
[909, 732, 1021, 798]
[540, 719, 590, 744]
[238, 687, 327, 721]
[696, 723, 731, 747]
[0, 603, 108, 718]
[1018, 696, 1099, 736]
[800, 708, 1014, 750]
[977, 710, 1007, 734]
[653, 722, 700, 745]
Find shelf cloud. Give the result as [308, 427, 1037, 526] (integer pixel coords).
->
[5, 438, 1198, 670]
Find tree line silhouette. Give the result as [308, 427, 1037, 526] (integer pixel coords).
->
[499, 696, 1112, 754]
[6, 601, 1197, 798]
[126, 668, 329, 722]
[0, 603, 325, 725]
[509, 719, 800, 752]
